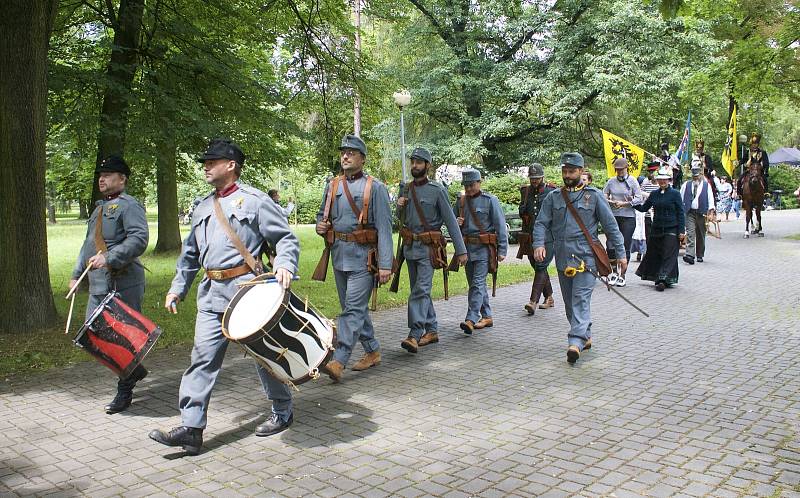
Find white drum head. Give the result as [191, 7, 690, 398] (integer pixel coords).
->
[226, 280, 286, 340]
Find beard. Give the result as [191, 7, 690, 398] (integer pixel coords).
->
[563, 177, 580, 187]
[411, 168, 427, 179]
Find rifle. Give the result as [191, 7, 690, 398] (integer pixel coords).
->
[389, 181, 406, 293]
[312, 177, 339, 281]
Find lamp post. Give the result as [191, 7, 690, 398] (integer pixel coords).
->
[393, 90, 411, 182]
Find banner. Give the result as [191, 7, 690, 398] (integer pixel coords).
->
[601, 129, 646, 178]
[721, 105, 737, 177]
[674, 111, 692, 164]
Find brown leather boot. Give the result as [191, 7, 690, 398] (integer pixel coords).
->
[418, 331, 439, 347]
[460, 320, 475, 335]
[351, 351, 381, 371]
[539, 295, 555, 309]
[474, 317, 493, 329]
[401, 337, 418, 353]
[322, 360, 344, 383]
[524, 301, 537, 315]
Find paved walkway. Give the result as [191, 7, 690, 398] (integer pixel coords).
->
[2, 211, 800, 497]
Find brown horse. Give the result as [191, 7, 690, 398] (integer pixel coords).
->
[741, 162, 765, 238]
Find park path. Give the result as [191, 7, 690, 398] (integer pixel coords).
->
[1, 210, 799, 497]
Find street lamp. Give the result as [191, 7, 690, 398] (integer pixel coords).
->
[393, 90, 411, 183]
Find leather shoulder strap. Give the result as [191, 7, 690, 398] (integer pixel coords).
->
[93, 205, 108, 253]
[341, 178, 361, 219]
[213, 196, 260, 274]
[322, 176, 340, 222]
[360, 176, 373, 225]
[465, 195, 487, 234]
[561, 188, 595, 246]
[409, 182, 433, 231]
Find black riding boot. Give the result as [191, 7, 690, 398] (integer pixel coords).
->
[105, 364, 148, 414]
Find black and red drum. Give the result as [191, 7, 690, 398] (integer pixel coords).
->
[74, 292, 162, 378]
[222, 273, 335, 386]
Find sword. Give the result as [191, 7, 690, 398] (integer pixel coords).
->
[571, 254, 650, 317]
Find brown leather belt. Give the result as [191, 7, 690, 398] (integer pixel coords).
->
[204, 263, 251, 281]
[334, 231, 357, 241]
[333, 230, 378, 243]
[464, 234, 497, 245]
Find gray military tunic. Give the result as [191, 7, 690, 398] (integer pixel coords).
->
[168, 182, 300, 429]
[71, 193, 149, 319]
[532, 186, 625, 348]
[453, 192, 508, 323]
[316, 173, 393, 366]
[399, 179, 466, 339]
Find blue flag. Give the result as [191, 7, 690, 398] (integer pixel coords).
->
[674, 111, 691, 163]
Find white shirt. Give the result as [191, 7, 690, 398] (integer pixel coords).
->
[680, 178, 716, 212]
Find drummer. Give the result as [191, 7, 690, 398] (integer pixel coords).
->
[69, 156, 149, 414]
[149, 139, 300, 456]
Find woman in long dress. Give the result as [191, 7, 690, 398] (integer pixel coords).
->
[716, 176, 734, 221]
[633, 166, 686, 291]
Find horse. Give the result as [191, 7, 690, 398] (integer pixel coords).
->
[741, 162, 765, 238]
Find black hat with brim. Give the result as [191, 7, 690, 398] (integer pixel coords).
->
[96, 155, 130, 176]
[196, 139, 246, 165]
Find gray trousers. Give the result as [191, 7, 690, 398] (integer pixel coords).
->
[179, 310, 292, 429]
[685, 211, 706, 259]
[465, 259, 491, 323]
[406, 258, 437, 340]
[557, 270, 596, 349]
[333, 268, 381, 366]
[85, 284, 144, 321]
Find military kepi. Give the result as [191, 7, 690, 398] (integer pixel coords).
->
[461, 169, 482, 184]
[410, 147, 432, 164]
[196, 138, 246, 165]
[528, 163, 544, 178]
[339, 134, 367, 156]
[560, 152, 585, 168]
[96, 155, 131, 176]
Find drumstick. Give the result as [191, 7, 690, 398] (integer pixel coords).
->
[66, 251, 102, 299]
[64, 293, 76, 335]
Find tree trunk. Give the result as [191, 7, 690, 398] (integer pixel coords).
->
[154, 127, 182, 253]
[0, 0, 60, 332]
[78, 201, 89, 219]
[91, 0, 145, 203]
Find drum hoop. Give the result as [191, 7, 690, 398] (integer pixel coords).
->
[73, 291, 118, 344]
[222, 274, 289, 342]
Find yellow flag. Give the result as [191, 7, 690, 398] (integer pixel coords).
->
[721, 105, 737, 177]
[601, 129, 646, 178]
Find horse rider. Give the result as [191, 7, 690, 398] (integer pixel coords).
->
[737, 133, 770, 196]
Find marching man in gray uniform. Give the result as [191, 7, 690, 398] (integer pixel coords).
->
[532, 152, 626, 364]
[395, 148, 467, 352]
[70, 155, 149, 414]
[149, 139, 300, 455]
[453, 169, 508, 334]
[315, 135, 393, 382]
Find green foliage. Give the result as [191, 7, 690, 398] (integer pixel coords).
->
[771, 164, 800, 200]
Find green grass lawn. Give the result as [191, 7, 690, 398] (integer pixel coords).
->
[0, 217, 535, 378]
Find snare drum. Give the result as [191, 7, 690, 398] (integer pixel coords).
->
[222, 274, 335, 386]
[74, 292, 162, 378]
